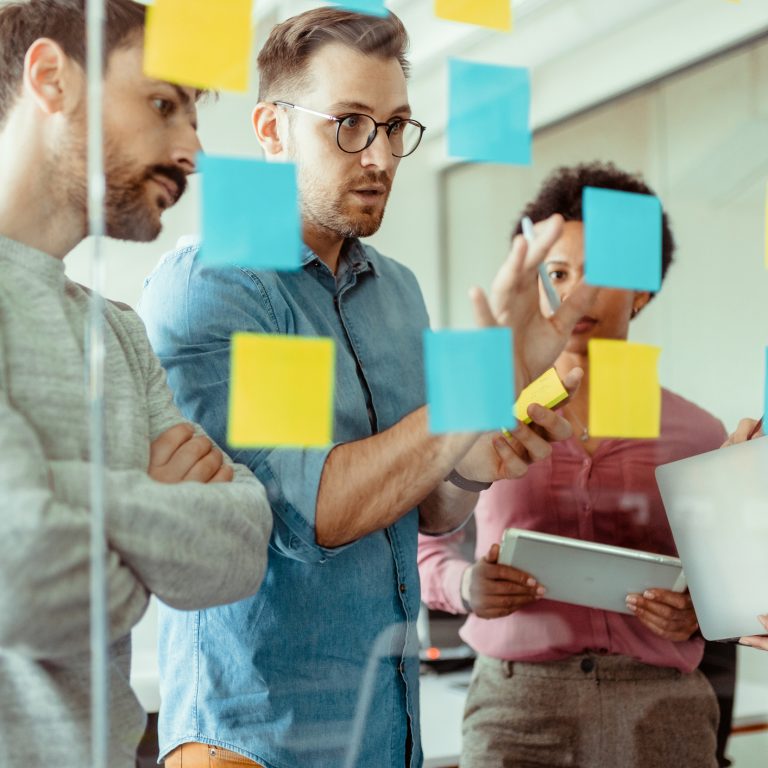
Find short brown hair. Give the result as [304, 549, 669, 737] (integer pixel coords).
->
[0, 0, 146, 128]
[257, 7, 410, 102]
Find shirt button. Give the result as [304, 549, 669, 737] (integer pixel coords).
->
[582, 459, 590, 468]
[399, 583, 407, 593]
[580, 658, 595, 673]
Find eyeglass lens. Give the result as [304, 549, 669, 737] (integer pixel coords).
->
[337, 114, 422, 157]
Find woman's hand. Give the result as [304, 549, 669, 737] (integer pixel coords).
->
[462, 543, 545, 619]
[739, 615, 768, 650]
[625, 588, 699, 641]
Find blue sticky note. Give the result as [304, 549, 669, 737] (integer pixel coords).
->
[448, 60, 531, 165]
[198, 154, 302, 271]
[424, 328, 514, 433]
[333, 0, 388, 16]
[583, 186, 662, 292]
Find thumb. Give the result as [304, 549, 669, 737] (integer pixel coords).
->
[470, 286, 497, 329]
[485, 542, 500, 564]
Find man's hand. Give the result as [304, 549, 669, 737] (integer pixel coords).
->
[470, 214, 599, 392]
[739, 615, 768, 650]
[462, 543, 544, 619]
[148, 423, 233, 484]
[626, 588, 699, 642]
[722, 417, 763, 448]
[454, 368, 582, 483]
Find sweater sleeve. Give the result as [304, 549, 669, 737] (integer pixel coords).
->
[417, 530, 472, 615]
[0, 385, 151, 660]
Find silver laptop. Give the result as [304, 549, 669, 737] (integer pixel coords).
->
[655, 436, 768, 640]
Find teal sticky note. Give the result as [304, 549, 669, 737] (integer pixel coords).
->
[447, 59, 531, 165]
[198, 154, 301, 271]
[583, 186, 662, 292]
[424, 328, 514, 433]
[333, 0, 388, 16]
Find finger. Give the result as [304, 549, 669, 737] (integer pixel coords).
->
[525, 404, 572, 443]
[501, 421, 553, 465]
[491, 436, 531, 479]
[626, 594, 688, 621]
[149, 423, 194, 467]
[640, 589, 692, 611]
[549, 279, 600, 338]
[168, 434, 213, 475]
[475, 580, 539, 598]
[184, 446, 224, 483]
[483, 563, 540, 588]
[560, 367, 583, 399]
[723, 417, 760, 448]
[485, 543, 500, 564]
[739, 635, 768, 650]
[470, 286, 497, 328]
[521, 215, 564, 275]
[634, 612, 693, 641]
[759, 614, 768, 632]
[208, 463, 234, 484]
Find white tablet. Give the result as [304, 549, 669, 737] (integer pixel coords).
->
[498, 528, 686, 615]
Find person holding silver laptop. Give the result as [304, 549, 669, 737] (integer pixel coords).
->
[418, 162, 728, 767]
[722, 417, 768, 650]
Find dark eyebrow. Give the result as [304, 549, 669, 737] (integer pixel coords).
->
[329, 101, 412, 119]
[544, 260, 570, 267]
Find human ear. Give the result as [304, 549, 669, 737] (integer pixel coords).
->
[252, 102, 285, 156]
[23, 38, 77, 116]
[631, 291, 652, 318]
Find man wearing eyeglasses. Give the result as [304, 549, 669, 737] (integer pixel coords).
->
[139, 8, 595, 768]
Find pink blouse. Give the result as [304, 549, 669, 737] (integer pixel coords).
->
[418, 389, 727, 673]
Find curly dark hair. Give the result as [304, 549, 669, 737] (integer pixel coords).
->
[513, 161, 675, 294]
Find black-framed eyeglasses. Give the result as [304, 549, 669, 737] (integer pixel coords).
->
[273, 101, 426, 158]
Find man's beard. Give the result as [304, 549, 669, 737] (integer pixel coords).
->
[103, 155, 187, 242]
[57, 129, 187, 243]
[299, 166, 392, 240]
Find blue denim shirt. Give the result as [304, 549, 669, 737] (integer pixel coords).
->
[138, 238, 430, 768]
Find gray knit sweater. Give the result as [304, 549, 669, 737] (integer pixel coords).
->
[0, 235, 272, 766]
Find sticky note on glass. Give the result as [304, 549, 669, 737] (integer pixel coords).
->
[435, 0, 512, 32]
[198, 154, 301, 271]
[514, 368, 568, 424]
[447, 60, 531, 165]
[588, 339, 661, 439]
[334, 0, 388, 15]
[228, 334, 335, 448]
[144, 0, 253, 92]
[424, 328, 514, 433]
[583, 186, 662, 292]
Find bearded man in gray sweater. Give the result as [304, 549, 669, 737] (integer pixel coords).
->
[0, 1, 272, 765]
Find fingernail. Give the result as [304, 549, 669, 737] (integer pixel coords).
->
[643, 590, 654, 600]
[740, 639, 752, 647]
[526, 577, 537, 587]
[626, 596, 637, 606]
[536, 586, 546, 596]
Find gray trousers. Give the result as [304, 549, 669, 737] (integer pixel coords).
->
[461, 654, 719, 768]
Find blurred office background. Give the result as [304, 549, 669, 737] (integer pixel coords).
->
[59, 0, 768, 763]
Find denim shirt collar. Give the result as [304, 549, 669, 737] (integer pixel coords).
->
[300, 238, 379, 280]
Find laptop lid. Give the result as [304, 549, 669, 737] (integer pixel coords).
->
[655, 437, 768, 641]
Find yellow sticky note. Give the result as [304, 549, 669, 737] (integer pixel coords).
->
[514, 368, 568, 424]
[435, 0, 512, 32]
[228, 334, 335, 448]
[144, 0, 253, 93]
[588, 340, 661, 439]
